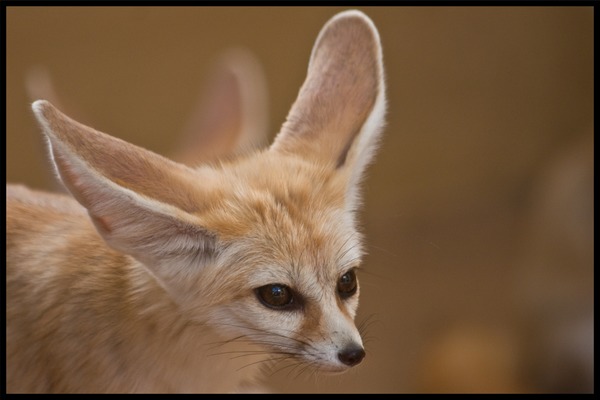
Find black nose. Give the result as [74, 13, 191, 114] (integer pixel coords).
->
[338, 345, 366, 366]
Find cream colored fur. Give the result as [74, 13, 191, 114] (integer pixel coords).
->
[7, 10, 386, 393]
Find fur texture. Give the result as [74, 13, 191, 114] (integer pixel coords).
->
[7, 10, 386, 393]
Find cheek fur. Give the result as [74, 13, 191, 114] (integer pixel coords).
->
[344, 284, 361, 319]
[344, 296, 360, 320]
[208, 295, 304, 342]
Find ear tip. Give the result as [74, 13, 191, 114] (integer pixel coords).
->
[317, 10, 383, 59]
[328, 9, 379, 31]
[32, 99, 53, 119]
[213, 47, 267, 93]
[333, 9, 371, 20]
[216, 47, 259, 71]
[32, 100, 62, 138]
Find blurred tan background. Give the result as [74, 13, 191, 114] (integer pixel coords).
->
[6, 6, 593, 393]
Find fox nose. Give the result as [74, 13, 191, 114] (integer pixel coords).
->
[338, 345, 366, 366]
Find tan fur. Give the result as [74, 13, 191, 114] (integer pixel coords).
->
[7, 10, 386, 393]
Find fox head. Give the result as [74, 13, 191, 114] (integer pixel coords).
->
[32, 10, 386, 373]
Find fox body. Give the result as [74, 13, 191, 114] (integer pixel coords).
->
[7, 10, 386, 393]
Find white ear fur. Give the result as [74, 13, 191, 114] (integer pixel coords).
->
[32, 100, 215, 280]
[270, 10, 386, 207]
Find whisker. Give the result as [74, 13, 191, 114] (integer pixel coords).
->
[236, 354, 296, 372]
[208, 321, 319, 353]
[357, 313, 380, 347]
[285, 360, 306, 379]
[356, 268, 388, 281]
[265, 358, 299, 377]
[368, 243, 399, 258]
[207, 349, 292, 358]
[211, 337, 302, 352]
[334, 233, 361, 266]
[295, 362, 312, 379]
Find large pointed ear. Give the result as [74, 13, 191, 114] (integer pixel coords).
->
[173, 48, 269, 166]
[25, 66, 94, 192]
[270, 10, 386, 205]
[32, 100, 216, 278]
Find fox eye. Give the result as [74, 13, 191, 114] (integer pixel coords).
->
[337, 269, 358, 298]
[255, 284, 295, 310]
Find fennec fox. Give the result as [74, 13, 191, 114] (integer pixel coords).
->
[7, 10, 386, 393]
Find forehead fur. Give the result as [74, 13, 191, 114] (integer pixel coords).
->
[197, 150, 363, 290]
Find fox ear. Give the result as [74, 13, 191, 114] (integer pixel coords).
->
[25, 66, 95, 192]
[173, 48, 269, 166]
[270, 10, 386, 203]
[32, 100, 216, 280]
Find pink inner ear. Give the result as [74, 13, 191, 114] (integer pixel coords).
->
[49, 141, 93, 208]
[49, 141, 116, 236]
[91, 215, 113, 235]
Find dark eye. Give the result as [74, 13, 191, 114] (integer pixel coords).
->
[338, 269, 358, 298]
[255, 284, 295, 310]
